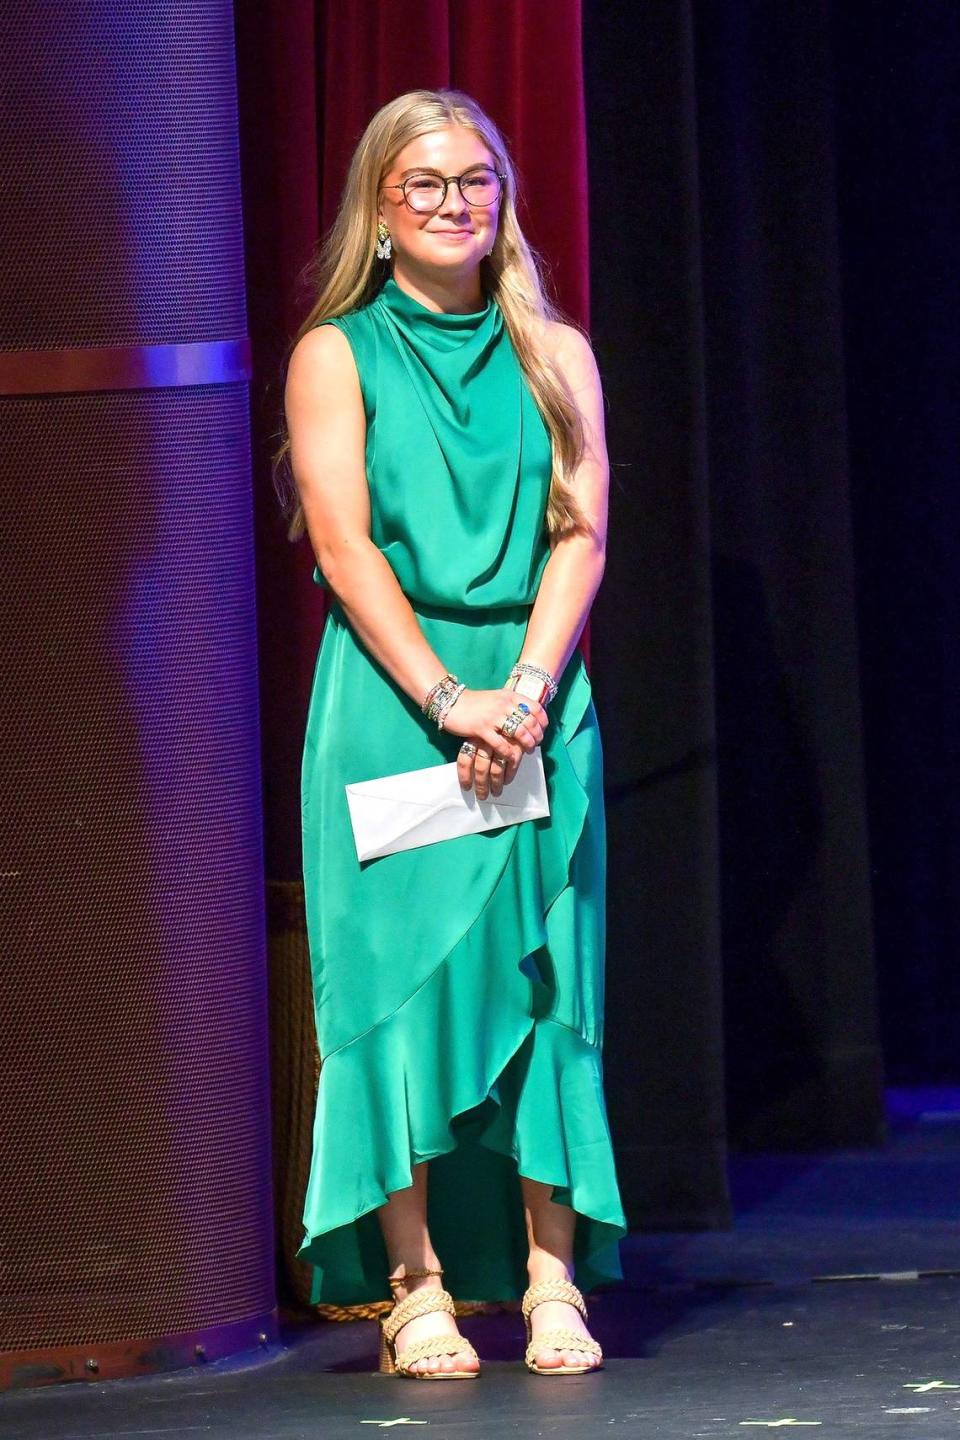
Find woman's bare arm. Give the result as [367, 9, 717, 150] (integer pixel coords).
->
[514, 325, 610, 683]
[285, 325, 453, 706]
[284, 324, 548, 765]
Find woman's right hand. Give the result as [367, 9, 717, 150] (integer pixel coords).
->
[442, 688, 549, 799]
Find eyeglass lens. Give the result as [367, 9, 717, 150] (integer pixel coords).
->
[404, 168, 501, 211]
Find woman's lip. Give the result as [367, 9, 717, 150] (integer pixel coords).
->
[432, 230, 474, 239]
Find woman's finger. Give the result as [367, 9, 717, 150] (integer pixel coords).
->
[504, 726, 537, 781]
[517, 719, 541, 751]
[457, 741, 477, 790]
[493, 736, 522, 793]
[473, 746, 492, 800]
[507, 692, 549, 733]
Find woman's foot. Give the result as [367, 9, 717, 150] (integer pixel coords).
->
[525, 1263, 602, 1371]
[387, 1267, 480, 1377]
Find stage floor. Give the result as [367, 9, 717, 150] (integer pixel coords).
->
[4, 1093, 960, 1438]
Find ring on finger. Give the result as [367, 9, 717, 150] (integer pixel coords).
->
[459, 741, 477, 756]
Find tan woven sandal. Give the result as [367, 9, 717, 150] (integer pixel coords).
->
[521, 1277, 604, 1375]
[378, 1267, 480, 1379]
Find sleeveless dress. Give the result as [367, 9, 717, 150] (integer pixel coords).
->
[298, 275, 627, 1305]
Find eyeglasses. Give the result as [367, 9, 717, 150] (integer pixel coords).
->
[382, 166, 506, 213]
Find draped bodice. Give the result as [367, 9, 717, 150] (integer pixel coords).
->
[311, 275, 553, 610]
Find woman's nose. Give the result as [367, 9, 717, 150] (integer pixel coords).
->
[438, 180, 468, 216]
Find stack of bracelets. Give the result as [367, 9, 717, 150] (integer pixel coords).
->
[421, 672, 466, 730]
[420, 661, 559, 734]
[508, 661, 559, 705]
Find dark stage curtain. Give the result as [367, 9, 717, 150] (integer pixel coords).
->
[585, 0, 891, 1215]
[831, 3, 960, 1084]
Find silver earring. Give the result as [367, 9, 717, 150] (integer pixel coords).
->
[376, 220, 392, 260]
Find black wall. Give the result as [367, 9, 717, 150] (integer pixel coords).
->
[583, 0, 956, 1221]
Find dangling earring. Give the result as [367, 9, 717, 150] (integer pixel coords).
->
[376, 220, 392, 260]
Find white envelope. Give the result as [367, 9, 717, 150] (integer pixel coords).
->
[345, 746, 549, 862]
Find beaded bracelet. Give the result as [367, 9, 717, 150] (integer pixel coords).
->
[436, 683, 466, 731]
[421, 672, 460, 723]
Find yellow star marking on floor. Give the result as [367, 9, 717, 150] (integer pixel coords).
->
[740, 1423, 823, 1429]
[904, 1381, 960, 1392]
[359, 1422, 428, 1429]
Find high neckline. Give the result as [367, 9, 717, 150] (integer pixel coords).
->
[379, 275, 493, 323]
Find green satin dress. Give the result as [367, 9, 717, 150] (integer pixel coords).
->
[298, 274, 627, 1305]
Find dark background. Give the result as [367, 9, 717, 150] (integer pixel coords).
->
[832, 2, 959, 1084]
[580, 0, 957, 1223]
[235, 0, 958, 1235]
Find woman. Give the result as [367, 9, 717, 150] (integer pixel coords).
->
[278, 88, 627, 1380]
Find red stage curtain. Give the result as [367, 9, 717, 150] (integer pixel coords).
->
[236, 0, 590, 880]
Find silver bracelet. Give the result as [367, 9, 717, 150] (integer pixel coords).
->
[509, 661, 558, 703]
[422, 672, 460, 723]
[436, 683, 466, 731]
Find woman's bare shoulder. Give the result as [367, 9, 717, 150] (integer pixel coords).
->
[288, 321, 354, 371]
[286, 323, 360, 406]
[532, 315, 598, 384]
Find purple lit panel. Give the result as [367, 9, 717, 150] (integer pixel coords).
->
[0, 0, 274, 1373]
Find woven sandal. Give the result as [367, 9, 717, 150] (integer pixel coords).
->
[378, 1267, 480, 1379]
[521, 1277, 604, 1375]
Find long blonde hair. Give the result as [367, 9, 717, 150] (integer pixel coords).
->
[272, 88, 594, 543]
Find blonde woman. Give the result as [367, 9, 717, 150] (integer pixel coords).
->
[278, 88, 626, 1380]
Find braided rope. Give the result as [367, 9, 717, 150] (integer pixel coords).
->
[313, 1297, 510, 1322]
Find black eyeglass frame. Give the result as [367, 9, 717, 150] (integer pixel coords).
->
[382, 167, 508, 211]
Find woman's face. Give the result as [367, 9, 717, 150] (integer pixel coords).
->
[379, 126, 501, 278]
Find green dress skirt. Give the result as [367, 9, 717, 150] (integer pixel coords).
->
[298, 275, 627, 1305]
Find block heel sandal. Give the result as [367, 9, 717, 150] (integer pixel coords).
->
[378, 1267, 480, 1379]
[521, 1278, 604, 1375]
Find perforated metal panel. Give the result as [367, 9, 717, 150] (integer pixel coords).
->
[0, 386, 274, 1355]
[0, 1, 275, 1381]
[0, 1, 247, 350]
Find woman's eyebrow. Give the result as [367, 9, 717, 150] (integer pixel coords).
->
[397, 163, 490, 179]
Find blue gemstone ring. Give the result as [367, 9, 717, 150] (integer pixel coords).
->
[517, 702, 531, 714]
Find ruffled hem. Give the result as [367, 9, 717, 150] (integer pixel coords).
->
[297, 660, 627, 1304]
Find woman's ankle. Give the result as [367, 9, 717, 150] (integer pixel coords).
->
[526, 1251, 574, 1286]
[387, 1259, 445, 1298]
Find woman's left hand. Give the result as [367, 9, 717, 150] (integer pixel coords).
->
[457, 699, 545, 800]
